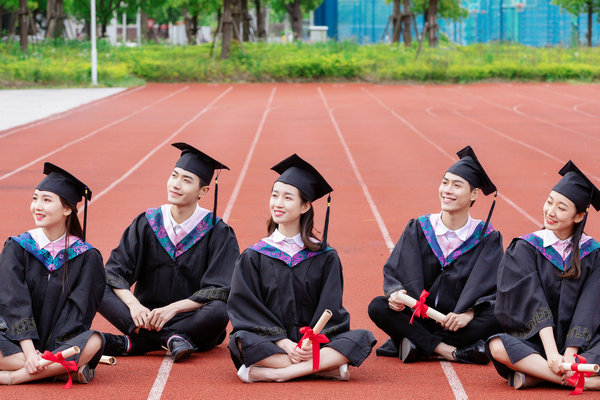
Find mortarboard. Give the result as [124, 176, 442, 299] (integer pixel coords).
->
[553, 160, 600, 213]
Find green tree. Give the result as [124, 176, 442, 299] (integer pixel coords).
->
[168, 0, 219, 44]
[0, 0, 18, 36]
[412, 0, 467, 46]
[270, 0, 322, 40]
[553, 0, 600, 46]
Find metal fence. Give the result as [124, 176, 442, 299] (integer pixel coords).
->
[314, 0, 600, 46]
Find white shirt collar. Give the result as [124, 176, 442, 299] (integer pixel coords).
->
[540, 229, 570, 248]
[271, 229, 304, 247]
[431, 213, 473, 241]
[28, 228, 65, 248]
[162, 204, 208, 233]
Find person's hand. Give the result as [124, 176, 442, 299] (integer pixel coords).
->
[388, 290, 407, 312]
[128, 302, 151, 329]
[275, 339, 312, 364]
[24, 350, 44, 375]
[147, 305, 178, 331]
[441, 311, 474, 331]
[547, 352, 564, 375]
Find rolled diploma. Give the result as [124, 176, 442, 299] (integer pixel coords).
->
[100, 355, 117, 365]
[39, 346, 80, 367]
[303, 309, 333, 348]
[562, 363, 599, 373]
[394, 292, 447, 323]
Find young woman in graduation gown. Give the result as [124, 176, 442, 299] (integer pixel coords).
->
[368, 146, 503, 364]
[488, 161, 600, 391]
[0, 163, 105, 386]
[228, 154, 376, 383]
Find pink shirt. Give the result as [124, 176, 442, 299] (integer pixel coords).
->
[262, 229, 306, 257]
[161, 204, 209, 246]
[429, 213, 481, 258]
[28, 228, 79, 259]
[533, 229, 592, 261]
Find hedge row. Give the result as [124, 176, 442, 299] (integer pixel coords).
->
[1, 40, 600, 86]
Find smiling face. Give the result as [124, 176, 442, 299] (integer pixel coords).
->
[269, 181, 311, 230]
[543, 190, 585, 239]
[30, 190, 71, 231]
[439, 172, 479, 213]
[167, 167, 207, 207]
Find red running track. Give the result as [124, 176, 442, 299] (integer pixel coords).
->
[1, 82, 600, 399]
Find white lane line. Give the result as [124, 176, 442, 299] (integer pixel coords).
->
[0, 86, 145, 140]
[222, 87, 277, 223]
[362, 87, 542, 227]
[146, 357, 174, 400]
[320, 86, 468, 398]
[89, 86, 233, 207]
[573, 103, 598, 118]
[0, 86, 190, 182]
[318, 87, 394, 251]
[146, 86, 273, 400]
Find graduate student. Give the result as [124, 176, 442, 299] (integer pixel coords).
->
[368, 146, 503, 364]
[228, 154, 376, 383]
[0, 163, 105, 386]
[100, 143, 239, 362]
[488, 161, 600, 391]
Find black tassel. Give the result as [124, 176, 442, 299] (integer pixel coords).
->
[83, 187, 89, 242]
[212, 174, 219, 226]
[481, 190, 497, 239]
[321, 194, 331, 251]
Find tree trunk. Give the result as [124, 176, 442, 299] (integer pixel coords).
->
[587, 1, 592, 47]
[287, 0, 302, 41]
[46, 0, 56, 38]
[391, 0, 401, 43]
[101, 21, 107, 38]
[240, 0, 250, 41]
[18, 0, 28, 52]
[141, 11, 148, 40]
[221, 0, 233, 59]
[84, 19, 90, 40]
[182, 9, 198, 44]
[426, 0, 438, 47]
[254, 0, 266, 40]
[45, 0, 65, 39]
[402, 0, 411, 47]
[232, 0, 240, 39]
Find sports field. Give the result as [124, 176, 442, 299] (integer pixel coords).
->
[1, 83, 599, 399]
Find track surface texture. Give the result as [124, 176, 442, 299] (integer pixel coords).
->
[1, 83, 600, 400]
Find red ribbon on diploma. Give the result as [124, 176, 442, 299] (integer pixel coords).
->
[41, 350, 78, 389]
[567, 355, 593, 395]
[409, 290, 430, 325]
[297, 327, 330, 372]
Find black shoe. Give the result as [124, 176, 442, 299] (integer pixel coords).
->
[167, 336, 195, 363]
[376, 338, 400, 357]
[400, 337, 418, 363]
[453, 340, 489, 365]
[102, 333, 130, 356]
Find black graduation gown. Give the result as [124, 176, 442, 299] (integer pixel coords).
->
[0, 234, 105, 366]
[104, 207, 240, 310]
[383, 216, 503, 315]
[227, 241, 376, 368]
[490, 233, 600, 375]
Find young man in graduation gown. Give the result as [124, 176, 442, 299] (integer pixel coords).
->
[100, 143, 240, 362]
[368, 146, 503, 364]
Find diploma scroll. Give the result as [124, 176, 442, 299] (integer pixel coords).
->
[39, 346, 80, 367]
[303, 309, 333, 348]
[100, 355, 117, 365]
[562, 363, 599, 373]
[394, 292, 446, 323]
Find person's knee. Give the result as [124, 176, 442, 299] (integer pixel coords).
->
[368, 296, 388, 322]
[487, 338, 507, 362]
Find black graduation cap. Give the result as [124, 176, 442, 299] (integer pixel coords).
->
[553, 160, 600, 213]
[271, 154, 333, 249]
[37, 162, 92, 241]
[446, 146, 496, 195]
[172, 142, 229, 184]
[172, 143, 229, 225]
[446, 146, 497, 237]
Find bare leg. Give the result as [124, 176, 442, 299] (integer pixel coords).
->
[249, 347, 349, 382]
[0, 333, 103, 385]
[488, 337, 560, 387]
[255, 354, 293, 369]
[434, 342, 456, 361]
[584, 376, 600, 390]
[0, 350, 26, 371]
